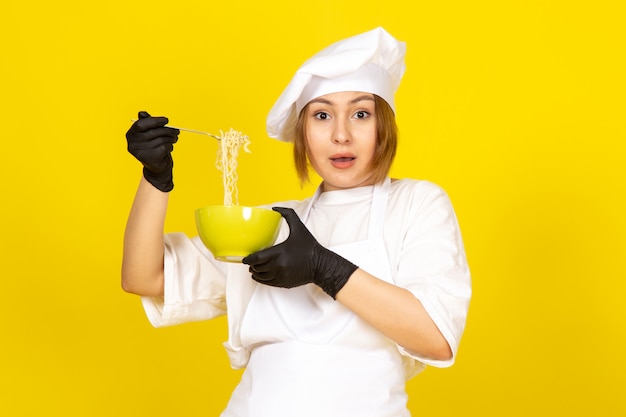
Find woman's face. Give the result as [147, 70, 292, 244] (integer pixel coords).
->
[304, 91, 377, 191]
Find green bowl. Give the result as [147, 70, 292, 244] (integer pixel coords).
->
[195, 205, 282, 263]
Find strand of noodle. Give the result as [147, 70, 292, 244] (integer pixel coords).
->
[215, 128, 250, 206]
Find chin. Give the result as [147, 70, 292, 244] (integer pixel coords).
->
[322, 175, 373, 191]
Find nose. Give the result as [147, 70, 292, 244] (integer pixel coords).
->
[332, 118, 351, 144]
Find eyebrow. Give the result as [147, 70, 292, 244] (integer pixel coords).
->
[308, 94, 375, 106]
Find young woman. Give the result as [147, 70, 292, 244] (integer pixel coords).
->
[123, 27, 471, 417]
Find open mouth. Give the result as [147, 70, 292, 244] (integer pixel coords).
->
[330, 157, 356, 163]
[329, 155, 357, 169]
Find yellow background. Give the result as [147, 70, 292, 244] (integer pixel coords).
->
[1, 0, 624, 415]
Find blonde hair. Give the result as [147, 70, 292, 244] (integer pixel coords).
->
[291, 95, 398, 186]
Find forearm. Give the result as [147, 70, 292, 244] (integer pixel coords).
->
[121, 177, 169, 297]
[335, 269, 452, 361]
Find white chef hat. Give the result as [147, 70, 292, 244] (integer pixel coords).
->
[266, 27, 406, 142]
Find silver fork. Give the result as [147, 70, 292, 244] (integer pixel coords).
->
[131, 119, 221, 140]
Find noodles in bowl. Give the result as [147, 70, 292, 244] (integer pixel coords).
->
[195, 128, 281, 262]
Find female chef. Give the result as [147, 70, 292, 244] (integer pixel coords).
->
[122, 27, 471, 417]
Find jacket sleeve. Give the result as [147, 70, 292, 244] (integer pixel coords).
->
[394, 181, 472, 368]
[142, 232, 229, 327]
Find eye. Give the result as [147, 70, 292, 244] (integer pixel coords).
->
[354, 110, 370, 119]
[314, 111, 330, 120]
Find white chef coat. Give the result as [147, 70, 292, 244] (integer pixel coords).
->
[142, 178, 471, 416]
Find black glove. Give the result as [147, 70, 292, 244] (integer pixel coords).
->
[126, 111, 180, 192]
[242, 207, 359, 299]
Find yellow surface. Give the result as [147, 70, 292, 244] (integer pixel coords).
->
[1, 0, 624, 415]
[195, 206, 281, 261]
